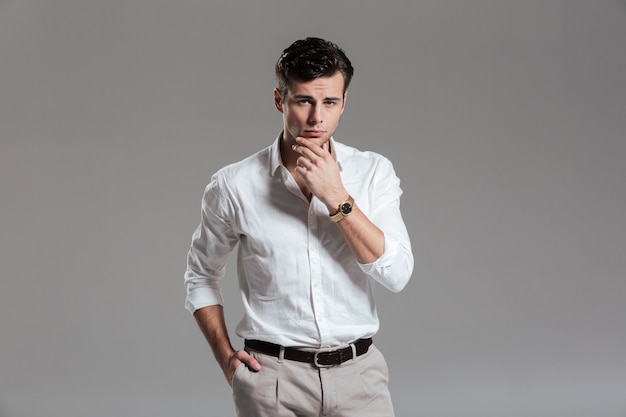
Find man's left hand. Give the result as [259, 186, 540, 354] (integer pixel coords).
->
[293, 137, 348, 212]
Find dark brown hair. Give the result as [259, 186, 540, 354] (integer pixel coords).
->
[275, 37, 354, 98]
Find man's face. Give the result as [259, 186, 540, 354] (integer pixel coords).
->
[274, 71, 347, 148]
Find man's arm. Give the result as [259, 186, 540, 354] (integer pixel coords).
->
[292, 137, 385, 264]
[292, 136, 413, 292]
[332, 204, 384, 264]
[186, 174, 261, 386]
[193, 305, 261, 386]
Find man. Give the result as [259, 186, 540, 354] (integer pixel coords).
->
[185, 37, 413, 417]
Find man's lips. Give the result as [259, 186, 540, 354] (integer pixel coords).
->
[304, 130, 325, 138]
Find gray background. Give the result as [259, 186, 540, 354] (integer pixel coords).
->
[1, 1, 625, 416]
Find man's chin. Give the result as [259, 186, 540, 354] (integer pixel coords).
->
[302, 135, 331, 146]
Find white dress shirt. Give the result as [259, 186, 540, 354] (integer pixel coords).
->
[184, 136, 413, 348]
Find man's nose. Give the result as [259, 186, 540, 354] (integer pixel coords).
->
[308, 105, 323, 124]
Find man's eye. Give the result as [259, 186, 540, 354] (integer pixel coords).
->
[298, 100, 310, 104]
[325, 101, 336, 106]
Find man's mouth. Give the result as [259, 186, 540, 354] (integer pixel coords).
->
[304, 130, 325, 138]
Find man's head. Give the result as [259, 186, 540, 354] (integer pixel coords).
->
[275, 37, 354, 98]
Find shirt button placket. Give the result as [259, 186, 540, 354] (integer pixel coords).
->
[307, 204, 325, 342]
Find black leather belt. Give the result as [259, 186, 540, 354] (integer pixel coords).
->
[244, 338, 373, 367]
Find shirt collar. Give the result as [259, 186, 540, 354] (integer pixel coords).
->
[268, 132, 344, 176]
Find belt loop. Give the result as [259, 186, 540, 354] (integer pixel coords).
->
[350, 342, 357, 361]
[278, 346, 285, 363]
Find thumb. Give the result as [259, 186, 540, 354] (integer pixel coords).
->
[237, 350, 262, 372]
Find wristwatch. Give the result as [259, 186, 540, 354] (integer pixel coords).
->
[330, 195, 354, 222]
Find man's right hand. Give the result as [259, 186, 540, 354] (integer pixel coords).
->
[192, 306, 263, 387]
[223, 349, 262, 386]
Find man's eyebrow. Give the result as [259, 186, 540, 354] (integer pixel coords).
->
[292, 94, 342, 101]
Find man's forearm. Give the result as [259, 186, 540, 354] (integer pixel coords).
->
[193, 305, 235, 374]
[193, 305, 262, 385]
[334, 204, 384, 264]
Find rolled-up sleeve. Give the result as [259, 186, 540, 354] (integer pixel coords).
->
[357, 158, 414, 292]
[184, 173, 239, 313]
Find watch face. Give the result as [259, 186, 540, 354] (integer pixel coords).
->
[341, 202, 352, 215]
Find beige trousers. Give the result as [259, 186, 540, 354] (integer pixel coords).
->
[232, 344, 395, 417]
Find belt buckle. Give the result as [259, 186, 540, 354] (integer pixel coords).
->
[313, 348, 334, 368]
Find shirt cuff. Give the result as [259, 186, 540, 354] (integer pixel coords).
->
[185, 287, 224, 314]
[355, 235, 412, 293]
[356, 236, 396, 272]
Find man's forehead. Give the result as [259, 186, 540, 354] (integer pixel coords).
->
[287, 73, 345, 96]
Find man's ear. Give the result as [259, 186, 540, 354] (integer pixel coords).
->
[341, 91, 348, 114]
[273, 88, 284, 113]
